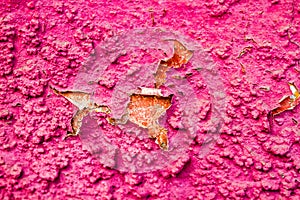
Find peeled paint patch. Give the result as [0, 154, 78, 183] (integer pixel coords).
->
[111, 91, 173, 150]
[72, 28, 226, 173]
[268, 82, 300, 131]
[50, 86, 110, 137]
[50, 86, 91, 110]
[269, 82, 300, 116]
[154, 40, 194, 88]
[127, 94, 172, 128]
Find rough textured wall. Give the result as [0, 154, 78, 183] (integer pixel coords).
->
[0, 0, 300, 199]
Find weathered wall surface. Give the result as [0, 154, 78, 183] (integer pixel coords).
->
[0, 0, 300, 199]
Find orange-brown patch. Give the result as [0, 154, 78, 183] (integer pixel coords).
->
[127, 94, 172, 128]
[110, 92, 173, 150]
[155, 40, 193, 88]
[270, 83, 300, 116]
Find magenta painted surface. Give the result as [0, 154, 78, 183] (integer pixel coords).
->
[1, 0, 300, 199]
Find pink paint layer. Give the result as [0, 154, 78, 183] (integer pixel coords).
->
[0, 0, 300, 199]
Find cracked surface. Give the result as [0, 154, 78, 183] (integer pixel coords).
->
[1, 0, 300, 199]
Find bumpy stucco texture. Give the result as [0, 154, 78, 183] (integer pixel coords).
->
[1, 0, 300, 199]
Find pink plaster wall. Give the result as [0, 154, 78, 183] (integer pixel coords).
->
[0, 0, 300, 199]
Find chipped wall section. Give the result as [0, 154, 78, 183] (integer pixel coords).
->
[1, 0, 300, 199]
